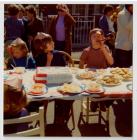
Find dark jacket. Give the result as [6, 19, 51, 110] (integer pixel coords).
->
[26, 17, 44, 38]
[49, 14, 75, 55]
[99, 15, 111, 36]
[34, 50, 66, 67]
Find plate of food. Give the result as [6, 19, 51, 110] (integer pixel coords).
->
[28, 83, 47, 96]
[57, 83, 83, 95]
[13, 67, 26, 74]
[121, 73, 132, 81]
[110, 67, 132, 81]
[76, 71, 96, 80]
[96, 69, 106, 75]
[85, 82, 105, 94]
[97, 75, 121, 86]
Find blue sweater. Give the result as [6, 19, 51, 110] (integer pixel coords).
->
[99, 15, 111, 36]
[7, 55, 36, 69]
[5, 17, 24, 41]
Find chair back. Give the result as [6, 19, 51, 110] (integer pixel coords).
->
[57, 51, 75, 67]
[4, 106, 45, 136]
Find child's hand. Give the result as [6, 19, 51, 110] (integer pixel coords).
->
[46, 52, 53, 66]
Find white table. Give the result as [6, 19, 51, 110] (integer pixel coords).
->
[19, 68, 132, 102]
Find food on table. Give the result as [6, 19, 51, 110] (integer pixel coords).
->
[96, 69, 106, 75]
[86, 82, 102, 92]
[58, 83, 82, 93]
[30, 83, 45, 94]
[98, 75, 121, 86]
[14, 67, 25, 74]
[110, 67, 132, 81]
[35, 67, 72, 84]
[78, 71, 96, 80]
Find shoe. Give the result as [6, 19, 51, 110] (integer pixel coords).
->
[90, 101, 98, 112]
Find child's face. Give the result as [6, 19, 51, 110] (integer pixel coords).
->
[43, 41, 54, 53]
[90, 31, 105, 45]
[12, 48, 24, 59]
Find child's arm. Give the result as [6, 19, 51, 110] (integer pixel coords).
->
[79, 49, 88, 69]
[27, 56, 36, 69]
[46, 52, 53, 66]
[6, 58, 15, 70]
[100, 43, 114, 66]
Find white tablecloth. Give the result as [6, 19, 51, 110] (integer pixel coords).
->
[19, 68, 132, 102]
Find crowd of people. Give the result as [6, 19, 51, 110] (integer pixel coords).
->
[4, 4, 133, 134]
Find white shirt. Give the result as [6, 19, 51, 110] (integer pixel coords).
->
[115, 8, 133, 51]
[106, 16, 114, 32]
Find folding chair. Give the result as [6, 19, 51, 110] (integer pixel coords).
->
[4, 106, 45, 136]
[56, 50, 75, 67]
[79, 96, 110, 133]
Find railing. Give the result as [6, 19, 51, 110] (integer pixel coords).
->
[72, 16, 95, 48]
[40, 15, 96, 48]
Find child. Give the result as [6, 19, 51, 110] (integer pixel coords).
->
[6, 38, 36, 69]
[4, 84, 28, 134]
[33, 32, 74, 125]
[79, 28, 114, 112]
[33, 32, 66, 66]
[80, 28, 113, 69]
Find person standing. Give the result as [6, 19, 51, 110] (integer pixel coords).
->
[114, 4, 133, 67]
[17, 4, 29, 48]
[49, 4, 75, 55]
[4, 4, 24, 58]
[25, 5, 44, 54]
[99, 5, 115, 55]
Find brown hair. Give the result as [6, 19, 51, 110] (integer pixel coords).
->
[8, 4, 20, 16]
[18, 4, 25, 13]
[56, 4, 69, 13]
[10, 38, 29, 57]
[33, 33, 53, 51]
[4, 84, 27, 115]
[103, 5, 113, 15]
[89, 28, 104, 43]
[25, 5, 36, 17]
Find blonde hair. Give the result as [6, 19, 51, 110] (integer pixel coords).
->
[4, 84, 27, 115]
[10, 38, 29, 57]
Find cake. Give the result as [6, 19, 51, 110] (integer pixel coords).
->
[34, 67, 73, 84]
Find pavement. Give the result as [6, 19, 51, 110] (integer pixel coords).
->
[45, 99, 132, 137]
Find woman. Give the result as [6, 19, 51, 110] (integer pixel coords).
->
[49, 4, 75, 55]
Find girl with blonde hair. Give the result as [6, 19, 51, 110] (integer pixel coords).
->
[6, 37, 36, 69]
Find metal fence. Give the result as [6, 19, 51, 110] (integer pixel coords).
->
[41, 15, 96, 48]
[72, 16, 95, 48]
